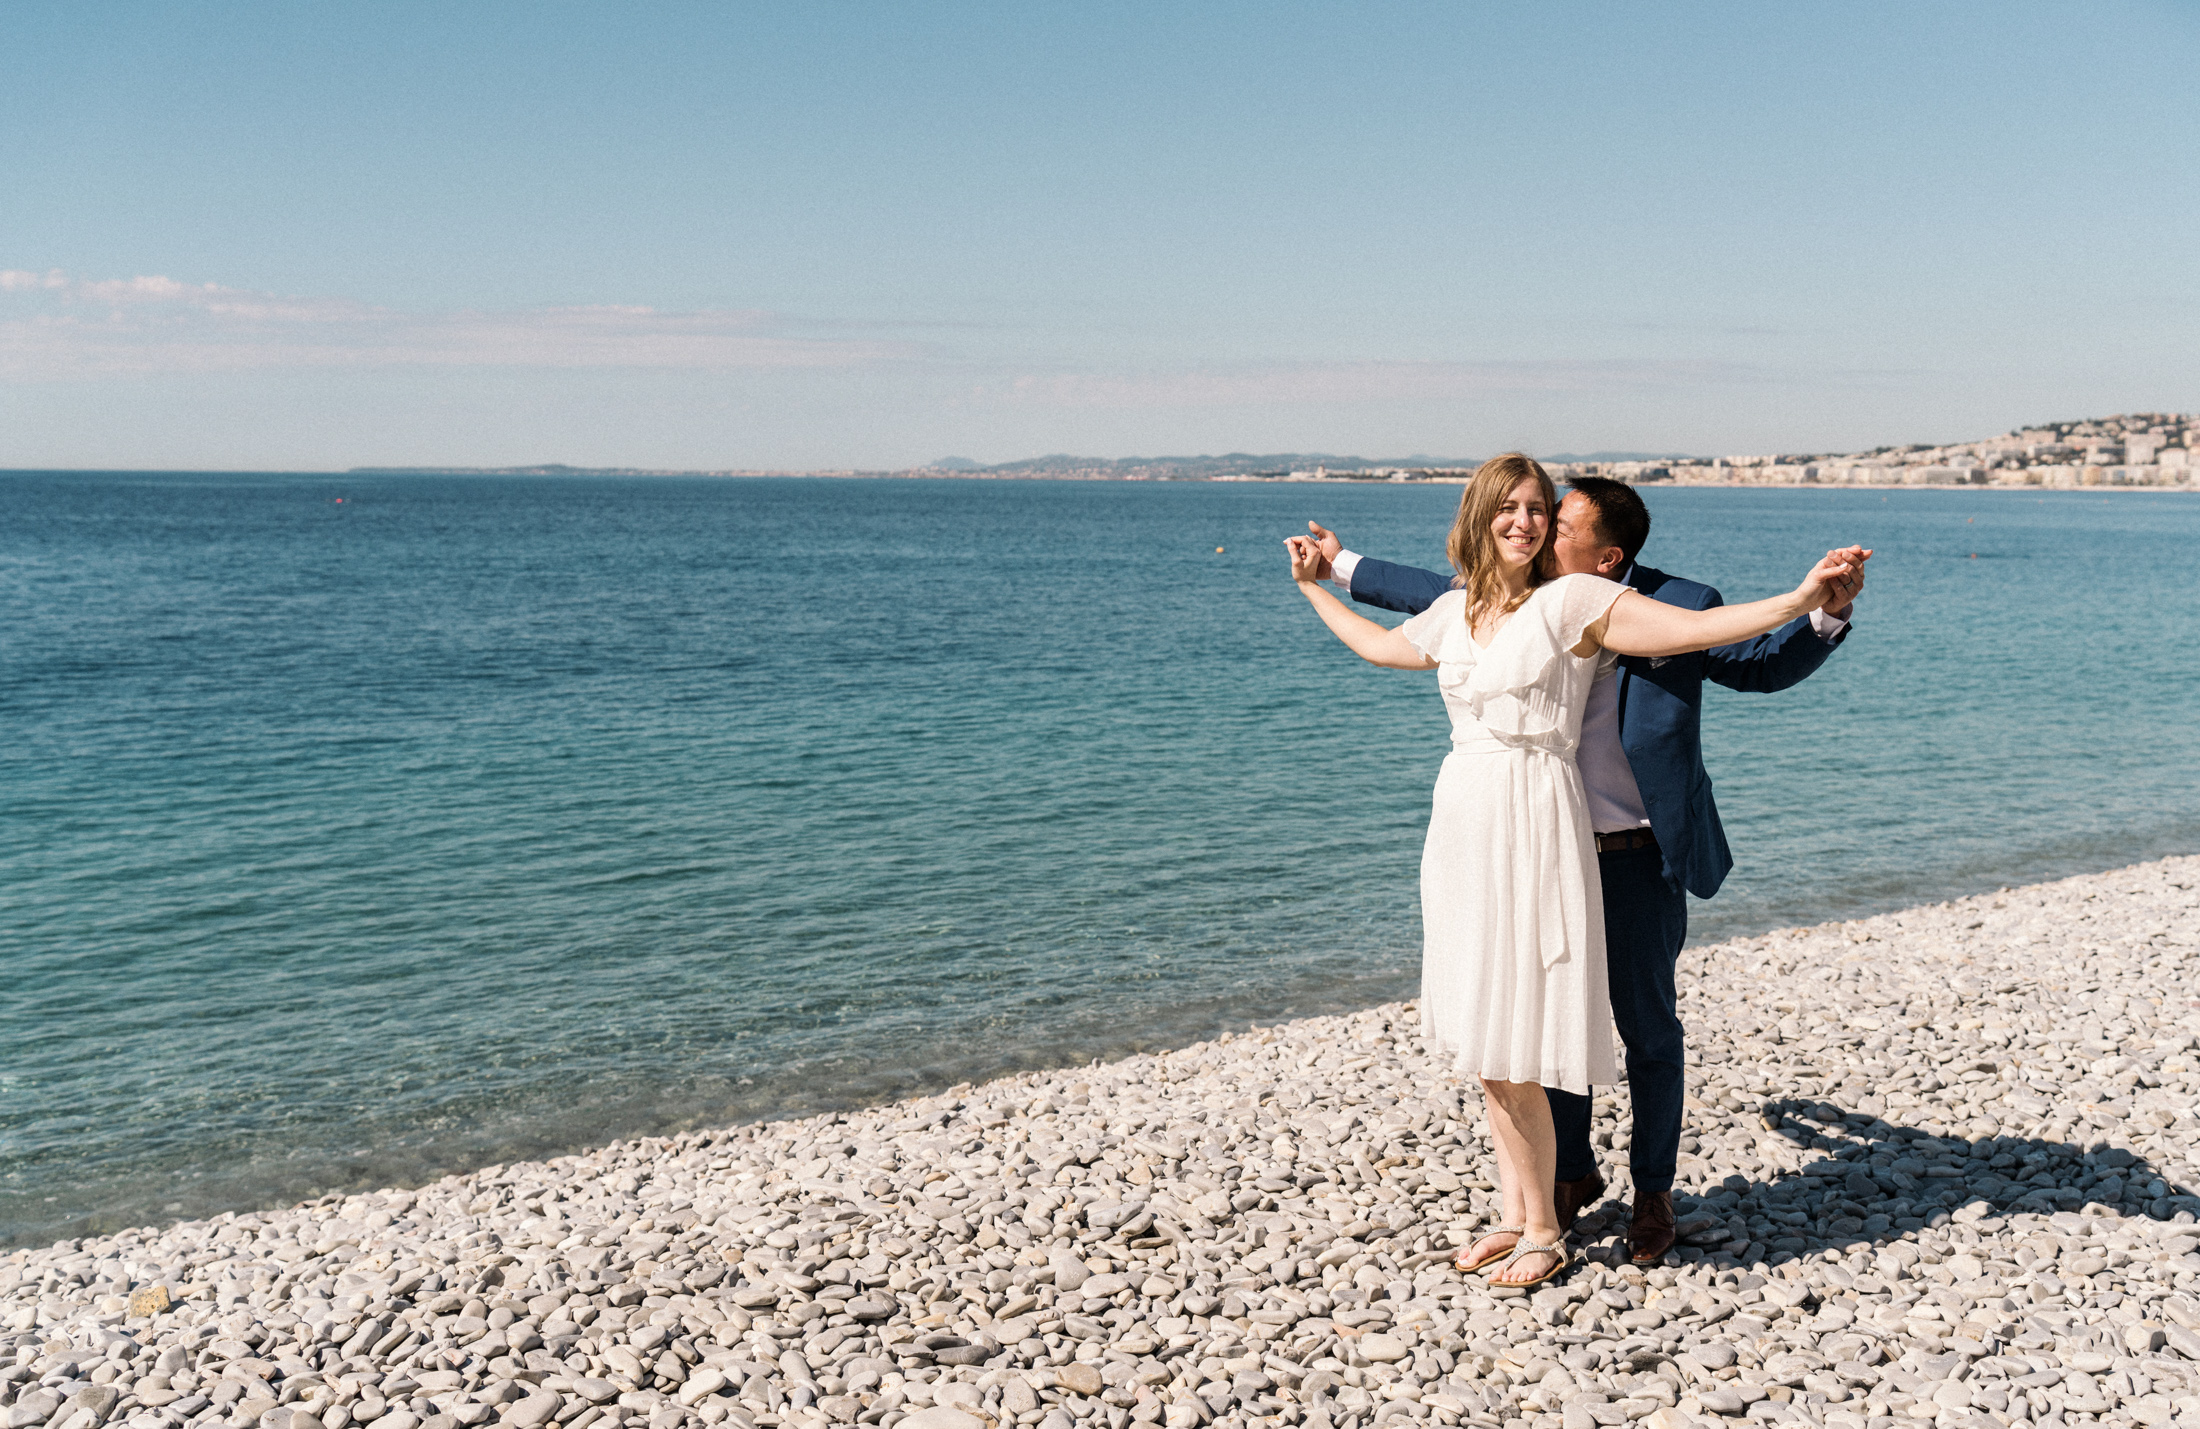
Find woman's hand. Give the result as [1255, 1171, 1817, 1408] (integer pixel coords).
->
[1794, 546, 1872, 611]
[1285, 535, 1327, 584]
[1284, 536, 1437, 669]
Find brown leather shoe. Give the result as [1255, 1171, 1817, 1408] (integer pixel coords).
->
[1553, 1169, 1606, 1235]
[1630, 1190, 1677, 1264]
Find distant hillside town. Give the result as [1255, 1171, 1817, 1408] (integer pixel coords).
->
[1543, 410, 2197, 489]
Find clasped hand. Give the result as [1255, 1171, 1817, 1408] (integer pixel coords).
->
[1283, 535, 1328, 584]
[1804, 546, 1872, 617]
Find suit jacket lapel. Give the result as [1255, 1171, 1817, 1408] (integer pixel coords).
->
[1615, 562, 1642, 736]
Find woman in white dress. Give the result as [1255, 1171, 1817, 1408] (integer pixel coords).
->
[1284, 454, 1866, 1286]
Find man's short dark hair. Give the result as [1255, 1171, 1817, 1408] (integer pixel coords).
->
[1566, 477, 1651, 564]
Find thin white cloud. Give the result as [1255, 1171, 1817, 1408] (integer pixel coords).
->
[0, 269, 70, 291]
[0, 270, 917, 377]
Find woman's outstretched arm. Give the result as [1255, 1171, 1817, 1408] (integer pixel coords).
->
[1286, 536, 1437, 669]
[1585, 546, 1871, 659]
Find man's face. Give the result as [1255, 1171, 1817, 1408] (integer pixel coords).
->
[1553, 491, 1625, 577]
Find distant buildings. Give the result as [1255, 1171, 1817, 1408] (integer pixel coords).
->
[1539, 411, 2196, 489]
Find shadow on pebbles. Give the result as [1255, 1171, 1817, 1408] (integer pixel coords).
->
[7, 858, 2200, 1429]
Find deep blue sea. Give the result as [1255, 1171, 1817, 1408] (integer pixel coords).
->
[4, 473, 2196, 1247]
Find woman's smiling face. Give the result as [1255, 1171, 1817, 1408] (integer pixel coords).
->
[1490, 476, 1551, 571]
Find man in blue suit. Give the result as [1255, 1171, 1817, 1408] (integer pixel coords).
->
[1305, 477, 1862, 1262]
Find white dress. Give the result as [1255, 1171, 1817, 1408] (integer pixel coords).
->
[1397, 573, 1631, 1095]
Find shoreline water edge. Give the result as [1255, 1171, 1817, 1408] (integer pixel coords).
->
[7, 858, 2200, 1429]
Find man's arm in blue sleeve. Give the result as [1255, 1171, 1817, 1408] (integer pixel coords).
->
[1347, 556, 1453, 616]
[1704, 605, 1846, 693]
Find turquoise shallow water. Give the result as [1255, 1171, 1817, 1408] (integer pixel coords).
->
[3, 473, 2195, 1247]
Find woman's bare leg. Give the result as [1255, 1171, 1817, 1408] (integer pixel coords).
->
[1481, 1077, 1564, 1284]
[1452, 1077, 1521, 1269]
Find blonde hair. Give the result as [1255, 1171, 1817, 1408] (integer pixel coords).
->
[1446, 453, 1560, 625]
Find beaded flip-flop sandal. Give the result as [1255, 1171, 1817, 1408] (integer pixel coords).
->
[1453, 1223, 1524, 1273]
[1487, 1238, 1571, 1289]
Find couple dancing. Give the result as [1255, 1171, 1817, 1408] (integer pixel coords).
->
[1284, 454, 1867, 1287]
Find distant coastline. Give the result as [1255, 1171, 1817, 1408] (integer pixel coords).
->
[336, 408, 2196, 491]
[338, 466, 2192, 492]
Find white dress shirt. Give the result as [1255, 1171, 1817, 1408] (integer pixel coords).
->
[1328, 550, 1847, 833]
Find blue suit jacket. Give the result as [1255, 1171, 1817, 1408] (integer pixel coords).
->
[1347, 556, 1847, 898]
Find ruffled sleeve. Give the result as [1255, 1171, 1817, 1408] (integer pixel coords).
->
[1396, 589, 1475, 665]
[1555, 573, 1631, 651]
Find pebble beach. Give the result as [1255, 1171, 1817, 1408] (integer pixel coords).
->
[8, 857, 2200, 1429]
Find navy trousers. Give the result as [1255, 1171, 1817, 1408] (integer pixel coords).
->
[1546, 842, 1690, 1193]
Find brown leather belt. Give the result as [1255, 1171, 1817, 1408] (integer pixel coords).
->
[1595, 828, 1658, 854]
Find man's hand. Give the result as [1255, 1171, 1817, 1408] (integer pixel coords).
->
[1303, 521, 1343, 581]
[1821, 545, 1867, 620]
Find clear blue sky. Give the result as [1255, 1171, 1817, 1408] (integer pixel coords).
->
[4, 1, 2196, 469]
